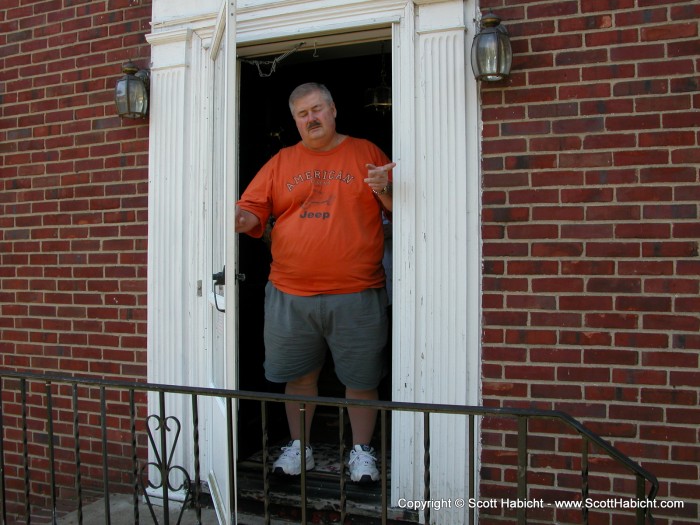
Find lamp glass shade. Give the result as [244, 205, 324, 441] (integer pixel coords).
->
[365, 83, 392, 113]
[471, 16, 513, 82]
[115, 65, 149, 118]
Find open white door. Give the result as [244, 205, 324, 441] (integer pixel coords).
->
[207, 1, 238, 523]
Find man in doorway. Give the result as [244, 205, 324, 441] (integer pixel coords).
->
[235, 82, 394, 483]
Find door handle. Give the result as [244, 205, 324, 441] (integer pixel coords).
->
[213, 266, 246, 285]
[213, 266, 226, 285]
[211, 266, 226, 311]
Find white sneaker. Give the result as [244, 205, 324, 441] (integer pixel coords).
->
[272, 440, 315, 475]
[348, 444, 379, 483]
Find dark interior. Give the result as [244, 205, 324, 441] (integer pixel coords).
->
[235, 39, 393, 457]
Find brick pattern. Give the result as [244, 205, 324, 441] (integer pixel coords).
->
[1, 0, 151, 378]
[479, 1, 699, 523]
[1, 0, 152, 517]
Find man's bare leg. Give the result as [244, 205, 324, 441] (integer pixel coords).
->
[285, 367, 322, 442]
[346, 387, 378, 445]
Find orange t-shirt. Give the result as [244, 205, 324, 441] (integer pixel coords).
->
[237, 137, 392, 296]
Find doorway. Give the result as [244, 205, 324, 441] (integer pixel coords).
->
[235, 39, 394, 459]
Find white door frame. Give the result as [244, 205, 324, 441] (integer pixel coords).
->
[147, 1, 481, 522]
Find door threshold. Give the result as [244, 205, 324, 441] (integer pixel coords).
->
[236, 441, 417, 523]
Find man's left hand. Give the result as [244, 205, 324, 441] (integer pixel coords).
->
[365, 162, 396, 194]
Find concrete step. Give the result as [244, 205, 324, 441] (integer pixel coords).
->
[57, 493, 218, 525]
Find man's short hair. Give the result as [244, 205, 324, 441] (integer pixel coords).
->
[288, 82, 334, 113]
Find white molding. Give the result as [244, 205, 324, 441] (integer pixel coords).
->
[148, 2, 481, 521]
[237, 26, 393, 57]
[146, 45, 191, 488]
[151, 13, 220, 31]
[146, 29, 192, 72]
[145, 28, 192, 47]
[235, 1, 408, 45]
[391, 1, 480, 523]
[415, 23, 466, 34]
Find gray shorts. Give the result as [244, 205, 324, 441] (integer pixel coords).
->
[263, 283, 388, 390]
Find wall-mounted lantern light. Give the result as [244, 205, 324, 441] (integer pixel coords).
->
[115, 61, 150, 119]
[470, 12, 512, 82]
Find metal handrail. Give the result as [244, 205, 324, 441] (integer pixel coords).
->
[0, 370, 659, 525]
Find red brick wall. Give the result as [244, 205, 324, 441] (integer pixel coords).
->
[479, 1, 699, 524]
[1, 0, 151, 378]
[1, 0, 152, 517]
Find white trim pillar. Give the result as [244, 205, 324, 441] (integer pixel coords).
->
[145, 27, 196, 493]
[392, 1, 481, 522]
[146, 28, 193, 390]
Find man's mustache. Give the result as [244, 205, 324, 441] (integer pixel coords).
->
[307, 121, 322, 131]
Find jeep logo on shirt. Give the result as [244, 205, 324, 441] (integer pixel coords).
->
[299, 211, 331, 219]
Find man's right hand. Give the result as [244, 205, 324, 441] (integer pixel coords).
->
[235, 206, 260, 233]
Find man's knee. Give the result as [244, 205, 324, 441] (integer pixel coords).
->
[346, 387, 378, 400]
[287, 368, 322, 389]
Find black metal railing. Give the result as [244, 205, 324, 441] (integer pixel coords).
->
[0, 370, 658, 525]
